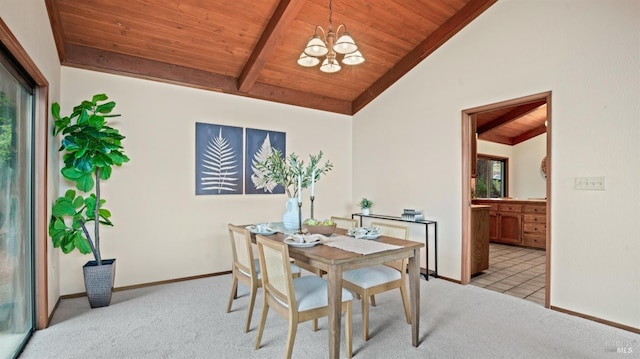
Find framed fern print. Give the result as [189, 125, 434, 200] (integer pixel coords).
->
[195, 122, 243, 195]
[245, 128, 286, 194]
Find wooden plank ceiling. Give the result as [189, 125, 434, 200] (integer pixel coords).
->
[45, 0, 497, 115]
[476, 101, 548, 146]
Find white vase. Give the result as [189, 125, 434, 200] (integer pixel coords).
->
[283, 198, 301, 230]
[362, 208, 370, 215]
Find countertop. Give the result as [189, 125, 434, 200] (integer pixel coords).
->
[472, 198, 546, 204]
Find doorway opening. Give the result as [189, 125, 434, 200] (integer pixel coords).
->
[461, 91, 551, 307]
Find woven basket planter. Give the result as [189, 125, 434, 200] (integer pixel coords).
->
[83, 259, 116, 308]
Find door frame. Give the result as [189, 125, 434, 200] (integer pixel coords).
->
[0, 19, 50, 328]
[461, 91, 551, 307]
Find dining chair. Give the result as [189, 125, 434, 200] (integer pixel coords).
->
[330, 216, 358, 230]
[341, 221, 411, 340]
[226, 224, 301, 333]
[255, 235, 353, 359]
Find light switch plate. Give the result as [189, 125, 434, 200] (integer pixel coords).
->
[575, 176, 606, 190]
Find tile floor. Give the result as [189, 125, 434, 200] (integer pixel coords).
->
[470, 243, 546, 305]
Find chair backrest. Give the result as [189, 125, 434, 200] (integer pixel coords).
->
[228, 224, 257, 278]
[371, 222, 409, 240]
[371, 222, 409, 272]
[256, 235, 295, 308]
[331, 216, 358, 230]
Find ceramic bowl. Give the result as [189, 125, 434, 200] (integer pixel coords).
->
[303, 223, 337, 236]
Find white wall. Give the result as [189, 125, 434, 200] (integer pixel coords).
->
[477, 134, 547, 199]
[353, 0, 640, 329]
[0, 0, 62, 315]
[58, 68, 353, 294]
[511, 134, 546, 199]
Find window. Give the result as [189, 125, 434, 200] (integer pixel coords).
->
[0, 42, 36, 359]
[475, 154, 508, 198]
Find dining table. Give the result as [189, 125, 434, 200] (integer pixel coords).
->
[248, 225, 424, 359]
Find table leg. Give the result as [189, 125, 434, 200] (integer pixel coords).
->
[327, 264, 343, 359]
[409, 250, 421, 347]
[434, 221, 438, 278]
[424, 227, 429, 281]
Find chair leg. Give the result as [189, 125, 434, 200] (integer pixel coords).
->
[361, 290, 370, 341]
[370, 294, 377, 307]
[284, 318, 298, 359]
[255, 298, 269, 350]
[244, 283, 258, 332]
[312, 318, 318, 332]
[400, 284, 411, 324]
[345, 301, 353, 358]
[226, 275, 238, 313]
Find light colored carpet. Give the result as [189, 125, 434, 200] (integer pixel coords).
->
[19, 275, 640, 358]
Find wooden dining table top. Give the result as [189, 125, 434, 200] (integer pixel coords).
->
[248, 227, 424, 269]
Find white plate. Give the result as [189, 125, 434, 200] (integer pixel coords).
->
[283, 238, 322, 247]
[347, 227, 381, 239]
[349, 233, 381, 240]
[246, 225, 276, 235]
[361, 233, 382, 239]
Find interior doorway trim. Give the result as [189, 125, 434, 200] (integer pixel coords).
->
[461, 91, 551, 307]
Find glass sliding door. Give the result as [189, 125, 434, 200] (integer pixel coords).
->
[0, 50, 35, 359]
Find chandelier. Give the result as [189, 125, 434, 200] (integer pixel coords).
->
[297, 0, 365, 73]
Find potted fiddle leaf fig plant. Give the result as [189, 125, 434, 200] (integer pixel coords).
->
[48, 93, 130, 308]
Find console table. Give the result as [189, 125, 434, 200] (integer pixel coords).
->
[352, 213, 438, 280]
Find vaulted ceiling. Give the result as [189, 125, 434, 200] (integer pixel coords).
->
[45, 0, 497, 115]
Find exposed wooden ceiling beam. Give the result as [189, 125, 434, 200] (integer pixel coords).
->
[352, 0, 497, 114]
[478, 133, 513, 146]
[512, 124, 546, 145]
[476, 100, 546, 134]
[246, 82, 352, 115]
[63, 44, 238, 91]
[62, 44, 351, 114]
[237, 0, 306, 93]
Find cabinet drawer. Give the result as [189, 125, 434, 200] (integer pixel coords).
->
[499, 204, 522, 213]
[523, 234, 546, 249]
[523, 204, 546, 214]
[523, 223, 546, 234]
[523, 214, 546, 224]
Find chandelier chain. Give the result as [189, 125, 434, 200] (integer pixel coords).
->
[328, 0, 333, 26]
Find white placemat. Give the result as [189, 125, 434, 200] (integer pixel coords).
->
[324, 238, 402, 255]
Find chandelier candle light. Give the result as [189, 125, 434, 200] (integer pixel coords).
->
[297, 0, 365, 73]
[298, 175, 303, 233]
[310, 169, 316, 219]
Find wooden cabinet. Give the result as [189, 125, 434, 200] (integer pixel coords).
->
[522, 204, 546, 249]
[470, 205, 490, 275]
[473, 199, 546, 249]
[497, 204, 522, 245]
[485, 203, 499, 241]
[485, 202, 522, 245]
